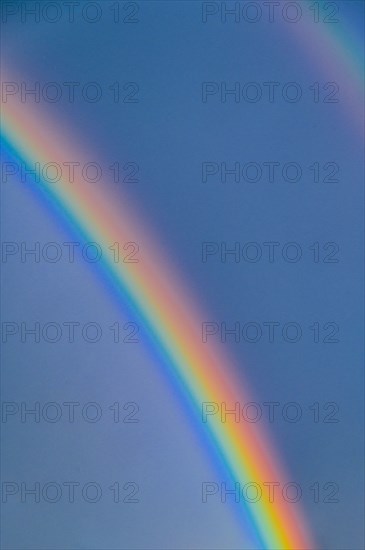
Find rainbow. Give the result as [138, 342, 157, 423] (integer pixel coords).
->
[2, 9, 362, 543]
[279, 4, 364, 135]
[1, 68, 314, 548]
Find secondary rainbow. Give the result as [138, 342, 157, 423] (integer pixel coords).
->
[279, 4, 364, 135]
[0, 66, 315, 548]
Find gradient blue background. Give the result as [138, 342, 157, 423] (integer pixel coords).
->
[1, 1, 364, 549]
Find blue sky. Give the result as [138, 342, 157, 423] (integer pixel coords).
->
[1, 2, 364, 548]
